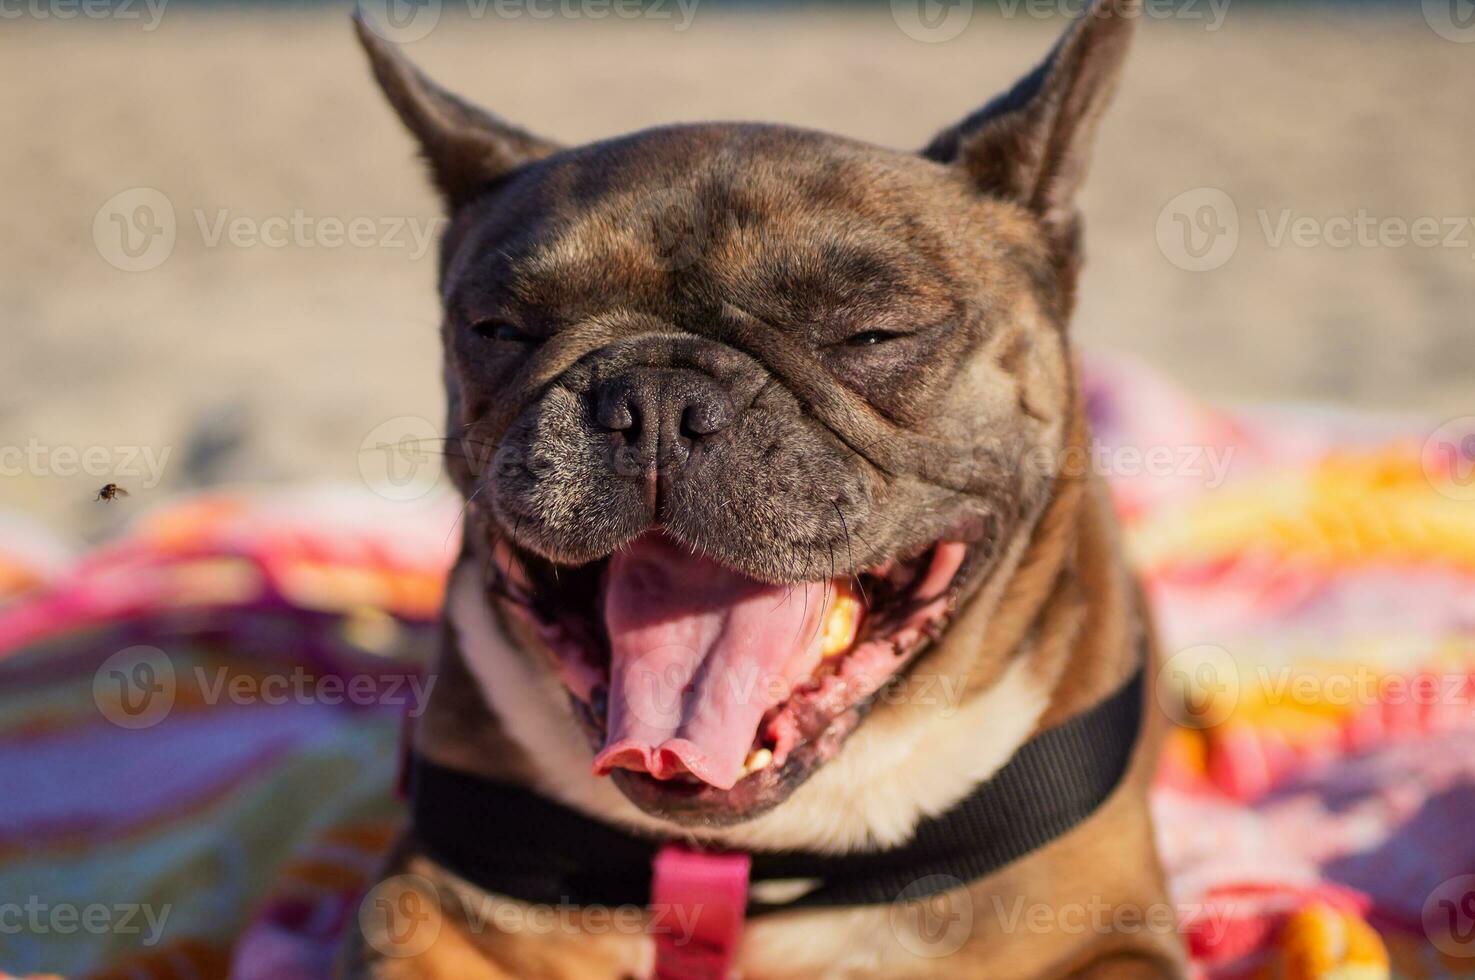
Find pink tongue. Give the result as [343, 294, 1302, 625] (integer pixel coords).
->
[592, 535, 831, 790]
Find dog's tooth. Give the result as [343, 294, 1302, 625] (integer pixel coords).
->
[743, 748, 773, 774]
[820, 580, 864, 658]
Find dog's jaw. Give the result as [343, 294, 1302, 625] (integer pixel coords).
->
[444, 510, 1053, 852]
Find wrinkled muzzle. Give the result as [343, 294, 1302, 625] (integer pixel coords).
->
[486, 334, 874, 583]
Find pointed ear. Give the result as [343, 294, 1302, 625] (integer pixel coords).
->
[353, 9, 559, 210]
[923, 0, 1137, 240]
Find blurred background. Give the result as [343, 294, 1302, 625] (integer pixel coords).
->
[2, 0, 1471, 537]
[4, 5, 1475, 976]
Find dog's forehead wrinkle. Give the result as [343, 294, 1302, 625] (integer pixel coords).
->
[730, 233, 950, 327]
[506, 217, 949, 339]
[441, 147, 1046, 372]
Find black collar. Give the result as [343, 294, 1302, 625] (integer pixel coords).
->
[410, 666, 1144, 914]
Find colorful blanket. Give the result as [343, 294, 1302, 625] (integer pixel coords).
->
[1, 359, 1473, 979]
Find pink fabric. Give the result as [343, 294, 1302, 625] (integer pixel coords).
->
[652, 844, 752, 980]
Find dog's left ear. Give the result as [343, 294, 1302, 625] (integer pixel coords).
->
[353, 9, 559, 210]
[924, 0, 1138, 245]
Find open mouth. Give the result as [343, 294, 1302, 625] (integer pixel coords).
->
[491, 532, 970, 824]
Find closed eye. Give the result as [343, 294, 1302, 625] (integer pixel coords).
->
[471, 320, 537, 344]
[843, 329, 909, 347]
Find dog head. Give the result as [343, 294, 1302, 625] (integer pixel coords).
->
[357, 0, 1136, 826]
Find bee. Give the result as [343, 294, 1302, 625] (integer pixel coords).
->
[95, 483, 130, 502]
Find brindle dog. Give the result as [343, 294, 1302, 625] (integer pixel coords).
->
[341, 1, 1186, 976]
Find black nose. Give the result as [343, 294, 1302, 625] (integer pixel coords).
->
[594, 368, 735, 472]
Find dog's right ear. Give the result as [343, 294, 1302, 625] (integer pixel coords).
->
[353, 9, 559, 210]
[922, 0, 1137, 246]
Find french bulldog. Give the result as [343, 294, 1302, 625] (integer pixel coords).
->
[340, 1, 1186, 976]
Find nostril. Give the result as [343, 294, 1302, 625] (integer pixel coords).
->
[681, 394, 734, 439]
[596, 389, 637, 434]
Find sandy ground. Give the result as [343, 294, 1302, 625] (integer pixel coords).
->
[2, 4, 1471, 536]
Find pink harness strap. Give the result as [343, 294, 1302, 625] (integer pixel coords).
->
[651, 843, 751, 980]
